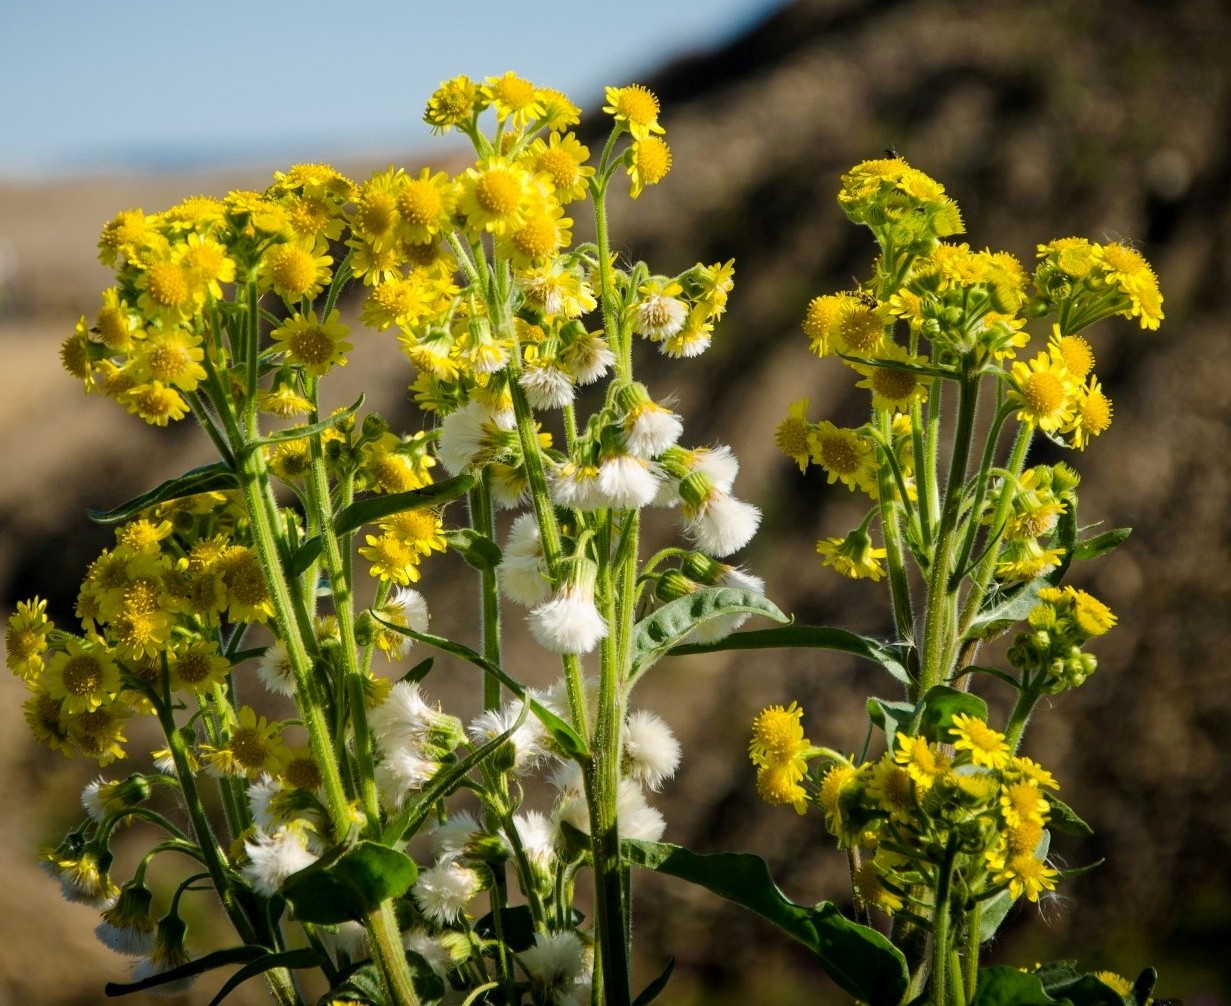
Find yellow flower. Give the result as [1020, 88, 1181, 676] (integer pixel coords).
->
[536, 88, 581, 131]
[1048, 327, 1096, 381]
[774, 399, 812, 473]
[117, 381, 191, 426]
[748, 701, 810, 771]
[260, 241, 333, 301]
[603, 84, 665, 140]
[217, 545, 275, 623]
[999, 780, 1049, 828]
[360, 533, 423, 585]
[850, 344, 931, 413]
[128, 328, 206, 392]
[459, 156, 536, 236]
[802, 294, 849, 357]
[995, 538, 1065, 583]
[991, 851, 1058, 902]
[1009, 350, 1077, 433]
[1096, 242, 1164, 331]
[135, 254, 200, 324]
[1065, 376, 1113, 451]
[808, 421, 877, 493]
[893, 734, 951, 792]
[424, 75, 480, 133]
[352, 166, 406, 250]
[832, 298, 887, 356]
[98, 207, 159, 267]
[482, 71, 544, 129]
[180, 231, 236, 299]
[816, 530, 887, 581]
[949, 713, 1011, 770]
[627, 136, 672, 199]
[45, 637, 121, 715]
[23, 689, 72, 756]
[756, 762, 808, 815]
[501, 198, 573, 268]
[169, 640, 231, 695]
[853, 860, 904, 915]
[526, 132, 594, 204]
[396, 168, 457, 245]
[201, 705, 291, 779]
[271, 309, 352, 378]
[5, 597, 52, 681]
[94, 288, 140, 352]
[868, 756, 916, 823]
[380, 508, 447, 557]
[1010, 756, 1060, 791]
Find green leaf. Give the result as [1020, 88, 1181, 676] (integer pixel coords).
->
[281, 841, 418, 925]
[89, 462, 239, 525]
[207, 948, 324, 1006]
[321, 960, 444, 1006]
[1054, 858, 1104, 881]
[474, 905, 536, 952]
[668, 624, 911, 686]
[1073, 527, 1131, 561]
[1131, 968, 1158, 1006]
[334, 475, 477, 534]
[867, 697, 915, 740]
[369, 617, 589, 760]
[105, 946, 266, 996]
[624, 840, 908, 1006]
[399, 657, 434, 684]
[246, 395, 365, 448]
[1035, 959, 1083, 993]
[288, 535, 324, 577]
[633, 957, 675, 1006]
[443, 528, 503, 572]
[972, 967, 1062, 1005]
[1046, 794, 1094, 837]
[629, 588, 787, 684]
[1059, 977, 1130, 1006]
[1046, 502, 1080, 586]
[917, 685, 988, 743]
[966, 583, 1042, 642]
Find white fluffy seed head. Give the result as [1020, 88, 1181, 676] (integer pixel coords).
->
[499, 513, 552, 607]
[529, 585, 608, 655]
[625, 405, 684, 459]
[468, 702, 550, 771]
[633, 294, 688, 340]
[622, 710, 681, 791]
[691, 444, 739, 493]
[520, 930, 590, 991]
[595, 454, 660, 509]
[256, 640, 297, 697]
[519, 364, 576, 410]
[436, 400, 497, 475]
[413, 860, 482, 925]
[563, 335, 614, 385]
[549, 462, 607, 511]
[376, 748, 442, 810]
[685, 491, 761, 557]
[242, 826, 318, 896]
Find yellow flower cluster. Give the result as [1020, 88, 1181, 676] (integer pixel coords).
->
[1007, 583, 1117, 692]
[748, 702, 812, 814]
[71, 165, 357, 425]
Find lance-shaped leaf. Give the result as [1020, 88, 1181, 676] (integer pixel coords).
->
[867, 697, 916, 740]
[105, 946, 266, 996]
[633, 957, 675, 1006]
[370, 616, 588, 760]
[669, 624, 911, 686]
[206, 948, 325, 1006]
[624, 840, 908, 1006]
[334, 475, 477, 534]
[1072, 526, 1132, 561]
[281, 841, 418, 925]
[1045, 794, 1094, 837]
[287, 535, 324, 578]
[629, 588, 787, 684]
[89, 462, 238, 525]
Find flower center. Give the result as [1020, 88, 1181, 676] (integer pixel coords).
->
[513, 218, 556, 259]
[176, 653, 211, 684]
[775, 417, 809, 458]
[398, 181, 442, 226]
[839, 306, 882, 352]
[147, 262, 190, 308]
[289, 325, 333, 366]
[819, 435, 859, 474]
[358, 191, 397, 236]
[538, 149, 579, 190]
[475, 169, 521, 216]
[63, 654, 103, 696]
[229, 727, 268, 769]
[634, 138, 671, 184]
[1022, 372, 1066, 416]
[871, 367, 917, 402]
[270, 247, 317, 296]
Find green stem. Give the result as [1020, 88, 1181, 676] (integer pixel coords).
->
[875, 411, 916, 657]
[931, 841, 958, 1006]
[964, 900, 981, 1001]
[472, 477, 502, 711]
[919, 369, 979, 695]
[366, 901, 421, 1006]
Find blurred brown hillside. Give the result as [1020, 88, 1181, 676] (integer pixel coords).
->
[2, 0, 1229, 1003]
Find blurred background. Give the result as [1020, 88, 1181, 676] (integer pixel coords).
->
[2, 0, 1228, 1002]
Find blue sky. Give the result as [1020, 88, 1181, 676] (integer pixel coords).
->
[1, 0, 784, 177]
